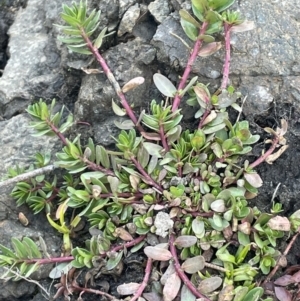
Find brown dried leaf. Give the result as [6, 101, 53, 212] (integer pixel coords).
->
[230, 20, 255, 33]
[198, 42, 222, 57]
[81, 67, 102, 74]
[117, 282, 140, 295]
[18, 212, 29, 226]
[274, 286, 292, 301]
[267, 216, 291, 232]
[163, 272, 181, 301]
[114, 227, 134, 241]
[218, 284, 234, 301]
[122, 77, 145, 93]
[174, 236, 197, 248]
[274, 275, 293, 286]
[144, 246, 172, 261]
[265, 145, 289, 164]
[181, 256, 205, 274]
[198, 276, 222, 294]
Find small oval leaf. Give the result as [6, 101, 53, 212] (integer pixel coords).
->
[153, 73, 177, 97]
[144, 246, 172, 261]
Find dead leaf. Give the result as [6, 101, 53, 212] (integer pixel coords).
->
[274, 275, 293, 286]
[114, 227, 134, 241]
[81, 67, 102, 74]
[163, 272, 181, 301]
[122, 77, 145, 93]
[292, 270, 300, 283]
[117, 282, 140, 295]
[265, 145, 289, 164]
[274, 286, 292, 301]
[230, 20, 255, 33]
[267, 216, 291, 232]
[144, 246, 172, 261]
[198, 42, 222, 57]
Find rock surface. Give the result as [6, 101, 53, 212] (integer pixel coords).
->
[0, 0, 300, 299]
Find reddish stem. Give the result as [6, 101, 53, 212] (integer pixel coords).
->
[130, 156, 163, 192]
[172, 22, 209, 112]
[73, 284, 115, 300]
[47, 119, 68, 145]
[129, 257, 152, 301]
[221, 23, 232, 90]
[81, 29, 144, 133]
[82, 157, 115, 176]
[249, 136, 279, 169]
[169, 234, 211, 301]
[159, 121, 169, 151]
[24, 235, 146, 265]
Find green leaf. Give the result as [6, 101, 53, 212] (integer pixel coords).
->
[243, 287, 264, 301]
[106, 251, 123, 270]
[67, 45, 92, 55]
[191, 0, 208, 21]
[112, 99, 126, 116]
[179, 10, 201, 28]
[209, 0, 235, 12]
[143, 142, 163, 158]
[180, 18, 198, 41]
[153, 73, 177, 97]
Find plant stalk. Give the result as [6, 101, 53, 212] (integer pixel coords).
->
[169, 234, 211, 301]
[159, 122, 169, 151]
[249, 136, 279, 169]
[81, 29, 144, 133]
[130, 156, 163, 192]
[129, 257, 152, 301]
[172, 22, 209, 112]
[221, 23, 232, 90]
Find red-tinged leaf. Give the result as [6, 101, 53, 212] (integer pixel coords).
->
[122, 77, 145, 93]
[292, 270, 300, 282]
[244, 172, 263, 188]
[143, 292, 163, 301]
[198, 276, 222, 294]
[274, 286, 292, 301]
[141, 131, 161, 141]
[274, 275, 294, 286]
[114, 227, 134, 241]
[163, 272, 181, 301]
[267, 216, 291, 232]
[181, 256, 205, 274]
[174, 236, 197, 248]
[230, 20, 255, 33]
[161, 263, 176, 285]
[117, 282, 140, 295]
[198, 42, 222, 57]
[144, 246, 172, 261]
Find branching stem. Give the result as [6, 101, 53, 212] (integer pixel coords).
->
[130, 156, 163, 192]
[221, 23, 232, 90]
[172, 22, 209, 112]
[129, 257, 152, 301]
[80, 29, 144, 133]
[249, 136, 279, 169]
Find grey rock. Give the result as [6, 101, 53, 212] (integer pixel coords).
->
[0, 114, 57, 180]
[118, 4, 141, 37]
[148, 0, 171, 24]
[0, 0, 66, 119]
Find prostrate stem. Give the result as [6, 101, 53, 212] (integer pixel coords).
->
[221, 23, 232, 90]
